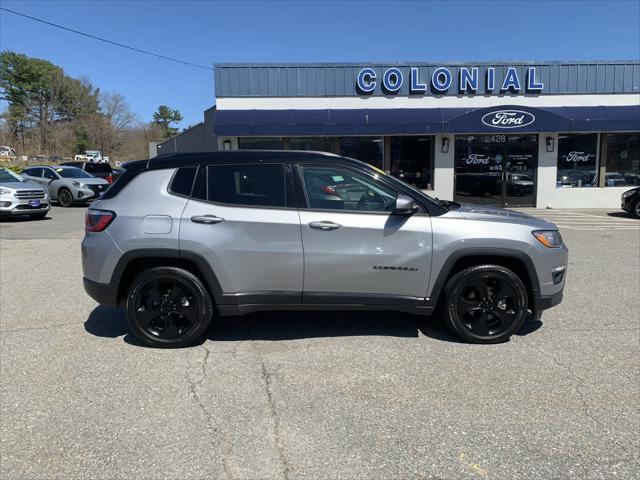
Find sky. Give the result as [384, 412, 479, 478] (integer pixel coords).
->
[1, 0, 639, 128]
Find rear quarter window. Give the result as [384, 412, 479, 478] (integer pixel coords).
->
[168, 167, 197, 197]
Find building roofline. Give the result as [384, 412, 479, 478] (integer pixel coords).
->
[215, 60, 640, 68]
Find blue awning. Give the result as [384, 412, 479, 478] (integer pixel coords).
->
[214, 105, 640, 136]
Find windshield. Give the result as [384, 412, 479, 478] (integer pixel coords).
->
[0, 169, 26, 183]
[55, 167, 93, 178]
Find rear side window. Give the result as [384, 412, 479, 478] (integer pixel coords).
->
[206, 164, 286, 207]
[169, 167, 197, 197]
[24, 168, 42, 177]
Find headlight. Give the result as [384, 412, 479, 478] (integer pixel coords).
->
[532, 230, 563, 248]
[622, 189, 636, 198]
[0, 188, 13, 196]
[72, 181, 84, 187]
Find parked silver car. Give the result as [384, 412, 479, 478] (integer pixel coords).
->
[82, 151, 568, 348]
[21, 165, 110, 207]
[0, 168, 50, 219]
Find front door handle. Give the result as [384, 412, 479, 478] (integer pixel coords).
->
[308, 221, 341, 231]
[191, 215, 224, 224]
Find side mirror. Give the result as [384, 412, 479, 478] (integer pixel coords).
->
[393, 194, 417, 215]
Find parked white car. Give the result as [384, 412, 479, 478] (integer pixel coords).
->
[0, 146, 17, 158]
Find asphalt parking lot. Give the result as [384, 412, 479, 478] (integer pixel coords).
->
[1, 206, 639, 479]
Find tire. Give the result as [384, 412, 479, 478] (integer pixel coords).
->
[125, 266, 213, 348]
[57, 188, 73, 207]
[632, 200, 640, 219]
[29, 212, 47, 220]
[443, 265, 528, 344]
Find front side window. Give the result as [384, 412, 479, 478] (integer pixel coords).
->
[207, 164, 286, 207]
[556, 133, 598, 188]
[605, 133, 640, 187]
[300, 165, 398, 212]
[390, 136, 434, 190]
[42, 169, 58, 180]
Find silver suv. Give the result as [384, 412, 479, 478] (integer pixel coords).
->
[82, 151, 568, 347]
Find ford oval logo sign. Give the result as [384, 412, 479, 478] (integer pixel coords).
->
[482, 110, 535, 129]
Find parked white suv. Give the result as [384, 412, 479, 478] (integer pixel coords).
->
[0, 168, 50, 219]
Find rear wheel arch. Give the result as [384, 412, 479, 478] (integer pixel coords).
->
[113, 249, 223, 305]
[429, 249, 539, 310]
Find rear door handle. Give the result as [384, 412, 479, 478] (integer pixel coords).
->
[308, 221, 341, 231]
[191, 215, 224, 224]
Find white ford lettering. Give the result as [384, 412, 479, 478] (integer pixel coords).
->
[482, 110, 536, 129]
[566, 151, 592, 162]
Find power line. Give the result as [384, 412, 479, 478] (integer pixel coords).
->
[0, 7, 214, 71]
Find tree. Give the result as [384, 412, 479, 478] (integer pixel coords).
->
[0, 51, 99, 153]
[152, 105, 182, 138]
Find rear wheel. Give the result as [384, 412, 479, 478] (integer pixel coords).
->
[443, 265, 528, 344]
[125, 267, 213, 348]
[57, 188, 73, 207]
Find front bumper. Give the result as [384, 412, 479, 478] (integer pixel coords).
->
[75, 187, 101, 203]
[0, 198, 50, 216]
[621, 195, 636, 212]
[535, 290, 563, 311]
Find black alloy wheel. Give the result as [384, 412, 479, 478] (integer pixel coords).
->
[58, 188, 73, 207]
[125, 267, 213, 348]
[444, 265, 528, 343]
[633, 199, 640, 219]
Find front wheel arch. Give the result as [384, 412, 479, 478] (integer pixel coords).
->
[429, 250, 538, 312]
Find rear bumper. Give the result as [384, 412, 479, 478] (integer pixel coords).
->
[83, 277, 119, 306]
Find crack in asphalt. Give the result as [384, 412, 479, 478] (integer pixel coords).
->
[519, 338, 635, 460]
[260, 360, 290, 480]
[0, 322, 79, 333]
[184, 344, 232, 480]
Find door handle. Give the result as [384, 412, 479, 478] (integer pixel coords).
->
[191, 215, 224, 224]
[308, 221, 341, 231]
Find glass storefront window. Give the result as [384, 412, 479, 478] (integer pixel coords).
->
[237, 137, 284, 149]
[390, 136, 433, 190]
[288, 137, 335, 153]
[556, 133, 598, 188]
[605, 133, 640, 187]
[336, 137, 384, 169]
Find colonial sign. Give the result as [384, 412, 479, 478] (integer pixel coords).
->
[356, 66, 544, 94]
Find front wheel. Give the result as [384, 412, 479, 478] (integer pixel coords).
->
[632, 200, 640, 219]
[125, 267, 213, 348]
[57, 188, 73, 207]
[443, 265, 528, 344]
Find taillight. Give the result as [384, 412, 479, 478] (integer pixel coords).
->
[85, 209, 116, 232]
[106, 175, 113, 183]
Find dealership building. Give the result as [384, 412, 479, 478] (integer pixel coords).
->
[157, 61, 640, 208]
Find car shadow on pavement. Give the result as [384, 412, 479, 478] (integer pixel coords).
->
[0, 214, 52, 222]
[84, 305, 544, 347]
[607, 211, 637, 219]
